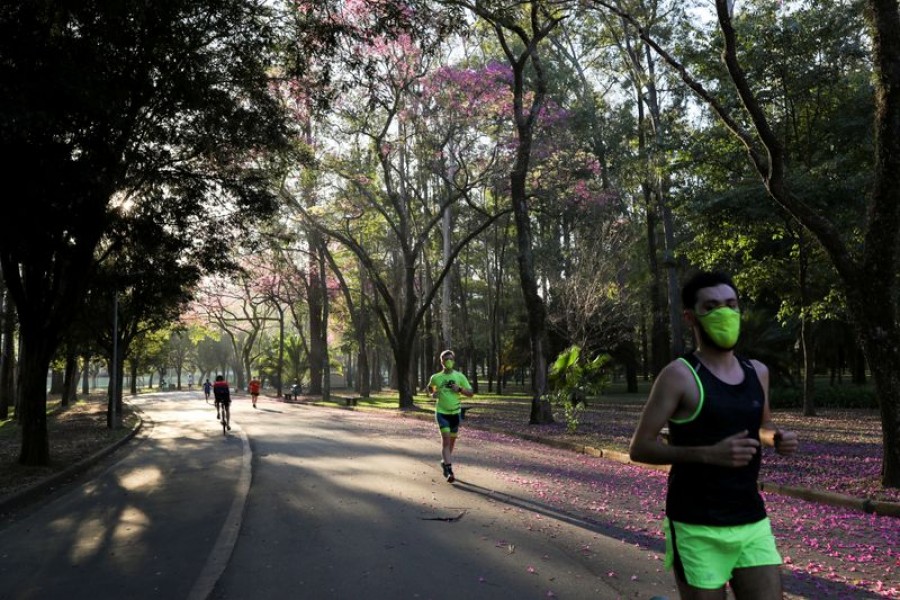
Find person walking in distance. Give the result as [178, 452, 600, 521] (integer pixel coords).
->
[630, 271, 798, 599]
[212, 375, 232, 434]
[427, 350, 473, 483]
[248, 375, 261, 409]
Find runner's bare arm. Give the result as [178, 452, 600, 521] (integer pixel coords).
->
[629, 361, 705, 465]
[630, 360, 763, 468]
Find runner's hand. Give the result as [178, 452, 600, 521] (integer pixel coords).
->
[774, 430, 799, 455]
[707, 430, 759, 467]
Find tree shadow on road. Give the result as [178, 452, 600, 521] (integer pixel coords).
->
[451, 478, 665, 552]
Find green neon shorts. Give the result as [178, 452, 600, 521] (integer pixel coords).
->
[664, 517, 782, 589]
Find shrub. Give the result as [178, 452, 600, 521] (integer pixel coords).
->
[769, 384, 877, 409]
[545, 346, 611, 433]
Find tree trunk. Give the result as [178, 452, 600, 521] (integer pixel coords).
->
[106, 340, 122, 430]
[18, 334, 53, 465]
[853, 347, 867, 384]
[441, 203, 453, 349]
[307, 232, 325, 396]
[277, 305, 285, 398]
[61, 350, 77, 407]
[510, 174, 552, 424]
[395, 343, 415, 409]
[0, 292, 15, 421]
[857, 318, 900, 487]
[646, 201, 670, 373]
[321, 246, 331, 403]
[130, 360, 139, 395]
[370, 348, 381, 392]
[81, 355, 90, 395]
[801, 319, 816, 417]
[357, 275, 371, 398]
[49, 368, 64, 395]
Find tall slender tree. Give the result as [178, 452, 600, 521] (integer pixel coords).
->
[445, 0, 565, 423]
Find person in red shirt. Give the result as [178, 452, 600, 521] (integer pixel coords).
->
[248, 376, 261, 409]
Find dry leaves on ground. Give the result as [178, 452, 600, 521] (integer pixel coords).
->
[0, 397, 135, 500]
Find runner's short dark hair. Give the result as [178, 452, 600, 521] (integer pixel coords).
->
[681, 271, 739, 311]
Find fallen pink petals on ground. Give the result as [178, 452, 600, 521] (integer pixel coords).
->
[372, 403, 898, 598]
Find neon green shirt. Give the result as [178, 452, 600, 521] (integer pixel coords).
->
[428, 369, 472, 415]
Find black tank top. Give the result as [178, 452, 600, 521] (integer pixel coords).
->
[666, 353, 767, 525]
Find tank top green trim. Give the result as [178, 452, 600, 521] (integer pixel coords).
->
[672, 357, 704, 424]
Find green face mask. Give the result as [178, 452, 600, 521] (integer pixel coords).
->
[696, 307, 741, 349]
[444, 359, 454, 369]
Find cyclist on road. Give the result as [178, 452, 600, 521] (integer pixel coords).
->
[212, 375, 232, 433]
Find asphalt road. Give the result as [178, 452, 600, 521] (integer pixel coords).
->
[212, 399, 676, 600]
[0, 395, 677, 600]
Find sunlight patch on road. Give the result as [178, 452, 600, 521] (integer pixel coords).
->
[66, 517, 106, 562]
[111, 506, 151, 542]
[117, 466, 162, 490]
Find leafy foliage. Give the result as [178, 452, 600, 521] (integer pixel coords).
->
[545, 345, 611, 432]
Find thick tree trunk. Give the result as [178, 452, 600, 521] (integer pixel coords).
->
[370, 348, 381, 392]
[130, 360, 139, 395]
[864, 0, 900, 487]
[357, 348, 369, 397]
[395, 344, 415, 409]
[18, 335, 53, 465]
[857, 319, 900, 487]
[49, 368, 64, 395]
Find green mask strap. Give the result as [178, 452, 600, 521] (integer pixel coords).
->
[673, 358, 704, 424]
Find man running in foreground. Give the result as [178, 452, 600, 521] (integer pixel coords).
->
[427, 349, 473, 483]
[630, 271, 798, 599]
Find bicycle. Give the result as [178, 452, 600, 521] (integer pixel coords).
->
[220, 402, 231, 435]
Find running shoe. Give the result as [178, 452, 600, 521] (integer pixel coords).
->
[441, 461, 455, 483]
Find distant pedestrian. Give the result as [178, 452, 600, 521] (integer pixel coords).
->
[629, 271, 798, 599]
[249, 376, 261, 409]
[427, 350, 473, 483]
[203, 378, 212, 402]
[188, 374, 194, 390]
[213, 375, 231, 434]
